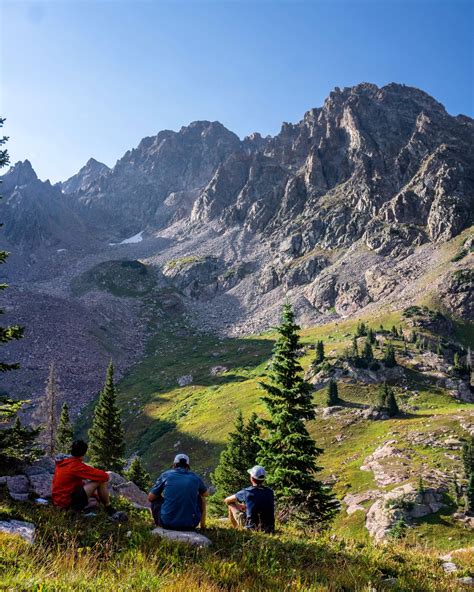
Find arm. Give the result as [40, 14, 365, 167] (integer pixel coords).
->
[148, 476, 165, 502]
[224, 493, 245, 512]
[75, 463, 109, 483]
[200, 490, 209, 528]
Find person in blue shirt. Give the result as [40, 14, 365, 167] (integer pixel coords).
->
[148, 453, 209, 531]
[224, 465, 275, 533]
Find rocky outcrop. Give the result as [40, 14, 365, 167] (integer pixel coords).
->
[0, 520, 35, 544]
[60, 158, 110, 194]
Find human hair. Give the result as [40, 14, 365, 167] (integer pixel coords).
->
[251, 476, 265, 485]
[71, 440, 88, 457]
[174, 458, 189, 469]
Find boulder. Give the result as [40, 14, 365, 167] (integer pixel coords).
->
[7, 475, 30, 501]
[152, 527, 212, 547]
[107, 472, 150, 508]
[210, 365, 228, 376]
[0, 520, 35, 543]
[23, 457, 55, 476]
[177, 374, 193, 387]
[29, 473, 53, 499]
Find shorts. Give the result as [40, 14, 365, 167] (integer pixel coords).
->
[70, 486, 89, 512]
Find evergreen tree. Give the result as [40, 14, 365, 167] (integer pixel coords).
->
[467, 473, 474, 514]
[326, 380, 339, 406]
[436, 338, 442, 356]
[212, 411, 261, 511]
[351, 336, 359, 359]
[462, 436, 474, 479]
[125, 455, 151, 491]
[378, 383, 399, 417]
[88, 361, 125, 472]
[383, 343, 397, 368]
[356, 322, 367, 337]
[391, 325, 398, 337]
[56, 403, 73, 454]
[314, 340, 325, 364]
[258, 302, 339, 525]
[0, 117, 40, 471]
[367, 328, 376, 344]
[362, 339, 374, 361]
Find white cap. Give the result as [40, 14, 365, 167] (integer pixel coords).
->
[173, 453, 189, 465]
[248, 465, 266, 480]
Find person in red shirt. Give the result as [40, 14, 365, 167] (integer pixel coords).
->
[52, 440, 118, 517]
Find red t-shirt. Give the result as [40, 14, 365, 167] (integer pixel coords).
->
[52, 456, 109, 508]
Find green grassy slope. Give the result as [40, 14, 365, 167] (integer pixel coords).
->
[0, 489, 469, 591]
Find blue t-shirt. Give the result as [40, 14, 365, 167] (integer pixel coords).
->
[236, 485, 275, 533]
[150, 468, 207, 530]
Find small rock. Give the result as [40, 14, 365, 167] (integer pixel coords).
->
[151, 527, 212, 547]
[0, 520, 35, 543]
[457, 576, 474, 586]
[210, 365, 228, 376]
[177, 374, 193, 387]
[442, 562, 458, 573]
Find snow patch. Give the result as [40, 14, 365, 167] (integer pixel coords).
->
[109, 231, 144, 246]
[121, 231, 144, 244]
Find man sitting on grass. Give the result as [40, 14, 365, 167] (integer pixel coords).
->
[224, 465, 275, 533]
[148, 453, 209, 531]
[52, 439, 124, 520]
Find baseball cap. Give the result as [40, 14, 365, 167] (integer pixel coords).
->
[248, 465, 266, 480]
[173, 453, 190, 465]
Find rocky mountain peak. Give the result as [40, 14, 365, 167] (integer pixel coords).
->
[60, 157, 110, 194]
[1, 160, 38, 193]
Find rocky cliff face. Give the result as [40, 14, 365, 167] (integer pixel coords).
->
[60, 157, 110, 194]
[0, 82, 472, 412]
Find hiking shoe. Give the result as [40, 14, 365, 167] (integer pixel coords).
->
[108, 510, 128, 523]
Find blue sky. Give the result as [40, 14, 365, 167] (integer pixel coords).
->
[1, 0, 473, 183]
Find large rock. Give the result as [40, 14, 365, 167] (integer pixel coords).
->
[152, 527, 211, 547]
[0, 520, 35, 544]
[28, 473, 53, 499]
[7, 475, 30, 502]
[107, 472, 150, 509]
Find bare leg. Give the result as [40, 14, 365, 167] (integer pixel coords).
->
[227, 503, 245, 529]
[83, 481, 111, 508]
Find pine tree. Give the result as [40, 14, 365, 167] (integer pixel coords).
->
[467, 473, 474, 514]
[326, 380, 339, 406]
[356, 322, 367, 337]
[383, 343, 397, 368]
[362, 339, 374, 361]
[367, 328, 376, 344]
[0, 117, 40, 471]
[125, 455, 151, 491]
[378, 383, 399, 417]
[462, 436, 474, 479]
[391, 325, 398, 337]
[258, 302, 339, 525]
[88, 361, 125, 472]
[34, 362, 59, 455]
[436, 338, 442, 356]
[351, 336, 359, 359]
[212, 411, 261, 511]
[314, 340, 325, 364]
[56, 403, 73, 454]
[454, 352, 460, 370]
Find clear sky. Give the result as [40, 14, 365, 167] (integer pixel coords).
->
[1, 0, 473, 183]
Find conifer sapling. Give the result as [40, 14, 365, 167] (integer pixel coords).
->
[56, 403, 74, 454]
[125, 456, 151, 491]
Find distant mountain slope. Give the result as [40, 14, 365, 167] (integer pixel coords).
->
[0, 82, 472, 423]
[59, 157, 110, 194]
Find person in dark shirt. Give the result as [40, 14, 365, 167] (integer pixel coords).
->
[224, 465, 275, 533]
[148, 453, 209, 531]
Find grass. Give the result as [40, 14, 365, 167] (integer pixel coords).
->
[74, 291, 474, 550]
[0, 489, 468, 591]
[71, 260, 155, 297]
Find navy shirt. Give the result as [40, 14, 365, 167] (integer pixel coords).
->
[150, 468, 207, 530]
[236, 485, 275, 533]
